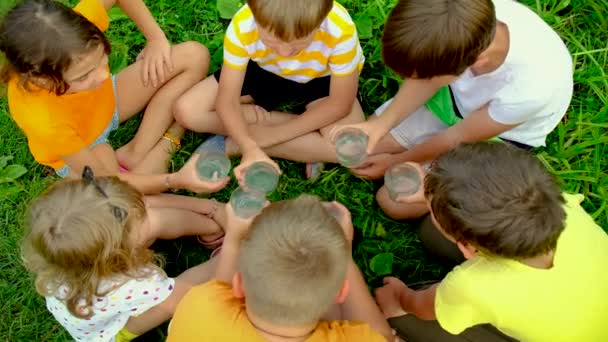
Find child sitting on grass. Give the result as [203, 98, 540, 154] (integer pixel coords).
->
[332, 0, 573, 220]
[374, 142, 608, 342]
[22, 167, 228, 342]
[0, 0, 222, 194]
[173, 0, 365, 180]
[167, 195, 394, 341]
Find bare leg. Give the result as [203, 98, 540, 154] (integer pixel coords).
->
[130, 122, 185, 174]
[115, 42, 210, 170]
[173, 76, 254, 132]
[224, 100, 366, 163]
[142, 207, 223, 246]
[377, 185, 429, 220]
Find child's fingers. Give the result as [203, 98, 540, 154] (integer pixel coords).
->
[141, 57, 149, 87]
[155, 58, 165, 85]
[164, 49, 174, 73]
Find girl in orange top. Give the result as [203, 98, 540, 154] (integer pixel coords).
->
[0, 0, 226, 194]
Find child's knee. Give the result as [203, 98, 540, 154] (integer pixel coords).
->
[376, 186, 397, 216]
[172, 41, 210, 73]
[173, 78, 216, 128]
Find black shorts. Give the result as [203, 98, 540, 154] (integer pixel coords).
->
[214, 61, 330, 112]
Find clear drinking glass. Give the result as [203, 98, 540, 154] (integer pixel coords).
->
[384, 163, 421, 201]
[244, 162, 279, 194]
[196, 152, 231, 181]
[335, 128, 369, 168]
[230, 187, 267, 219]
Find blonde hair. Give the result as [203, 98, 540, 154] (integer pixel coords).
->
[238, 195, 349, 325]
[247, 0, 333, 41]
[22, 176, 160, 319]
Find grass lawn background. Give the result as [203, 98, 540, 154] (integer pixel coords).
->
[0, 0, 606, 340]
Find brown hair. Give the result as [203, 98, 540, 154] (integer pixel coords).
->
[0, 0, 111, 95]
[382, 0, 496, 78]
[238, 195, 349, 325]
[424, 142, 566, 259]
[22, 176, 160, 319]
[247, 0, 333, 41]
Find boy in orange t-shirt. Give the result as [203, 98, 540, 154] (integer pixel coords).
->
[167, 196, 393, 341]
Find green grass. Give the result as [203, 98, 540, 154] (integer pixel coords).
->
[1, 0, 606, 340]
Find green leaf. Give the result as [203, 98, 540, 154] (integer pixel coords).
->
[375, 222, 387, 238]
[0, 164, 27, 182]
[216, 0, 240, 19]
[370, 253, 393, 276]
[0, 185, 22, 197]
[0, 156, 12, 170]
[354, 13, 373, 39]
[108, 7, 128, 22]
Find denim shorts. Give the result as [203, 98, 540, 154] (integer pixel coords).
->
[56, 75, 119, 178]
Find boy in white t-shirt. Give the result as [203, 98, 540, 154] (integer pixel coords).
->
[333, 0, 573, 220]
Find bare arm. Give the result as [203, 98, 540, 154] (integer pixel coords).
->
[144, 193, 218, 215]
[62, 147, 228, 194]
[216, 64, 257, 153]
[249, 71, 360, 147]
[100, 0, 165, 41]
[340, 259, 394, 341]
[397, 105, 517, 163]
[213, 204, 256, 282]
[123, 258, 218, 335]
[399, 284, 439, 320]
[375, 77, 447, 132]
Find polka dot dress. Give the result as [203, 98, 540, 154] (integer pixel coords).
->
[46, 268, 175, 341]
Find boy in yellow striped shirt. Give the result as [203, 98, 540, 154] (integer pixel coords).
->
[174, 0, 365, 179]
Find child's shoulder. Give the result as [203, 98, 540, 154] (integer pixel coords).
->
[319, 2, 357, 37]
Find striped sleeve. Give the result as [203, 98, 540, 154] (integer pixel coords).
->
[223, 7, 252, 70]
[328, 4, 364, 76]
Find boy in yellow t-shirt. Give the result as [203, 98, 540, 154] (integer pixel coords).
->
[375, 142, 608, 342]
[167, 196, 393, 341]
[173, 0, 365, 180]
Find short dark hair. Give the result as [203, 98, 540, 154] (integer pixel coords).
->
[424, 142, 566, 259]
[0, 0, 111, 95]
[382, 0, 496, 78]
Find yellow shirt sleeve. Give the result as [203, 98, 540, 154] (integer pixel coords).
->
[73, 0, 110, 32]
[223, 6, 252, 70]
[434, 261, 494, 334]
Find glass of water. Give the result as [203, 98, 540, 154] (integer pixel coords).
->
[196, 151, 231, 182]
[335, 127, 369, 168]
[244, 162, 279, 194]
[230, 187, 267, 219]
[384, 163, 421, 201]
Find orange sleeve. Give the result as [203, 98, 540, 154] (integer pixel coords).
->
[73, 0, 110, 32]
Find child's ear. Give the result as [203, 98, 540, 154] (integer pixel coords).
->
[335, 279, 350, 304]
[232, 273, 245, 299]
[456, 241, 477, 260]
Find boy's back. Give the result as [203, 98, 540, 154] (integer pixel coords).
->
[167, 196, 389, 341]
[167, 280, 384, 341]
[451, 0, 573, 147]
